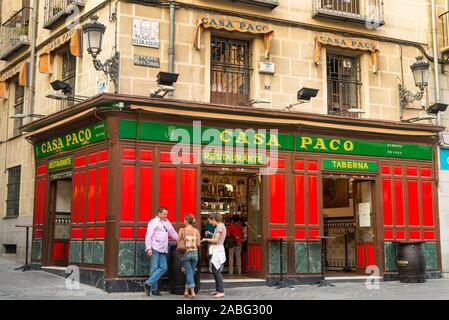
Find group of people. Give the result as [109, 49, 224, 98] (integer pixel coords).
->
[143, 207, 227, 298]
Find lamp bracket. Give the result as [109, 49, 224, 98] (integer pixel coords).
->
[93, 51, 120, 94]
[398, 83, 425, 110]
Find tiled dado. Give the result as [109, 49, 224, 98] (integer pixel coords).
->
[269, 241, 321, 274]
[384, 241, 438, 273]
[268, 240, 288, 274]
[118, 241, 151, 277]
[31, 240, 42, 260]
[69, 240, 104, 265]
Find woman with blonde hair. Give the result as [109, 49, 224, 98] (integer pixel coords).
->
[178, 213, 200, 298]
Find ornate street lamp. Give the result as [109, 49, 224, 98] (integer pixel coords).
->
[399, 56, 429, 114]
[83, 16, 120, 93]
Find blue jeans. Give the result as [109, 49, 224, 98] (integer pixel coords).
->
[145, 250, 167, 291]
[182, 251, 199, 289]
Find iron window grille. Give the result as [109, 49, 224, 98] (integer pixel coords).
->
[211, 36, 252, 107]
[6, 166, 21, 217]
[327, 53, 362, 118]
[13, 77, 24, 137]
[61, 49, 76, 109]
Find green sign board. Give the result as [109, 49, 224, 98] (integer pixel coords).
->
[48, 156, 73, 171]
[117, 120, 433, 161]
[202, 151, 266, 165]
[35, 122, 108, 159]
[323, 159, 378, 172]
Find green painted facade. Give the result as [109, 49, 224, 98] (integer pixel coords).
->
[384, 242, 398, 272]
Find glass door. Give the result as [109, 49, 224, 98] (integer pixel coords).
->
[246, 174, 263, 277]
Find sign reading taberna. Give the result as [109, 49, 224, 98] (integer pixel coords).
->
[323, 159, 378, 172]
[35, 122, 108, 159]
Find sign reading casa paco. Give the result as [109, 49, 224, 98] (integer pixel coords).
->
[323, 159, 378, 172]
[35, 122, 108, 159]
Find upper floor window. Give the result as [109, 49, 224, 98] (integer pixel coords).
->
[60, 49, 76, 109]
[211, 36, 252, 107]
[43, 0, 85, 29]
[312, 0, 384, 28]
[327, 53, 361, 118]
[6, 166, 21, 217]
[12, 77, 24, 137]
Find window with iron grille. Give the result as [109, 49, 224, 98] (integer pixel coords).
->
[13, 77, 24, 137]
[61, 49, 76, 109]
[211, 37, 252, 107]
[327, 53, 361, 118]
[321, 0, 360, 14]
[6, 166, 21, 217]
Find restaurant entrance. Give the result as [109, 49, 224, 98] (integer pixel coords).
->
[322, 175, 376, 275]
[200, 168, 263, 279]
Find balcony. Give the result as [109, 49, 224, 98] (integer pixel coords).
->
[227, 0, 279, 10]
[0, 8, 31, 61]
[43, 0, 85, 29]
[440, 11, 449, 54]
[312, 0, 384, 28]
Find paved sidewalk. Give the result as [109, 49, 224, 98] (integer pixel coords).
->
[1, 258, 449, 300]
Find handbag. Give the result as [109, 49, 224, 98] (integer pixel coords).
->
[176, 228, 187, 253]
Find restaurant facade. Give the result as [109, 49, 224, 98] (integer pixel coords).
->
[24, 94, 443, 291]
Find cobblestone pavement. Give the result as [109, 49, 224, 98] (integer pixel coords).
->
[1, 258, 449, 300]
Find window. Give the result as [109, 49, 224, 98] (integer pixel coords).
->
[6, 166, 21, 217]
[211, 37, 252, 107]
[326, 53, 361, 118]
[61, 49, 76, 109]
[321, 0, 360, 14]
[13, 77, 24, 137]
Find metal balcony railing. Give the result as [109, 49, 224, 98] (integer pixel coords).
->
[228, 0, 279, 9]
[0, 7, 31, 60]
[440, 11, 449, 54]
[43, 0, 85, 29]
[312, 0, 384, 28]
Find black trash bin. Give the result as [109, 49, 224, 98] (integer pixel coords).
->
[396, 241, 426, 283]
[168, 243, 201, 295]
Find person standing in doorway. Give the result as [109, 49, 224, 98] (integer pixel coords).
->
[227, 216, 243, 275]
[202, 212, 226, 298]
[144, 207, 178, 296]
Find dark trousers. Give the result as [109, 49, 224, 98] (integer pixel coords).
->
[211, 263, 224, 293]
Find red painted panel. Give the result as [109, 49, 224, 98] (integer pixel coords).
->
[308, 176, 318, 225]
[89, 152, 97, 164]
[309, 229, 319, 240]
[87, 169, 96, 222]
[269, 173, 286, 224]
[255, 245, 261, 271]
[406, 167, 418, 177]
[97, 167, 107, 222]
[37, 165, 47, 175]
[424, 230, 435, 240]
[123, 148, 136, 160]
[78, 172, 86, 223]
[74, 156, 86, 168]
[294, 175, 305, 225]
[381, 165, 391, 175]
[53, 242, 63, 259]
[357, 245, 365, 267]
[71, 228, 82, 239]
[120, 227, 134, 239]
[160, 152, 175, 163]
[269, 158, 285, 168]
[96, 227, 105, 239]
[295, 229, 306, 240]
[384, 230, 394, 240]
[295, 160, 304, 171]
[421, 181, 434, 227]
[39, 179, 46, 225]
[409, 230, 421, 240]
[382, 179, 393, 226]
[34, 228, 43, 239]
[159, 167, 177, 222]
[393, 166, 402, 175]
[180, 168, 196, 222]
[34, 180, 41, 225]
[367, 244, 375, 266]
[99, 150, 108, 162]
[396, 229, 405, 240]
[86, 227, 95, 239]
[139, 166, 152, 222]
[407, 180, 420, 226]
[308, 161, 317, 171]
[72, 173, 79, 223]
[394, 180, 404, 226]
[248, 245, 254, 270]
[138, 227, 147, 239]
[141, 150, 153, 161]
[121, 165, 135, 222]
[420, 167, 432, 177]
[269, 228, 286, 238]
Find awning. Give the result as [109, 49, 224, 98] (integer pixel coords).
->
[193, 17, 274, 58]
[0, 81, 8, 99]
[39, 28, 83, 74]
[314, 33, 380, 74]
[0, 61, 30, 90]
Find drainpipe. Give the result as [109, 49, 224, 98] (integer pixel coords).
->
[169, 0, 175, 74]
[26, 0, 39, 125]
[431, 0, 442, 126]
